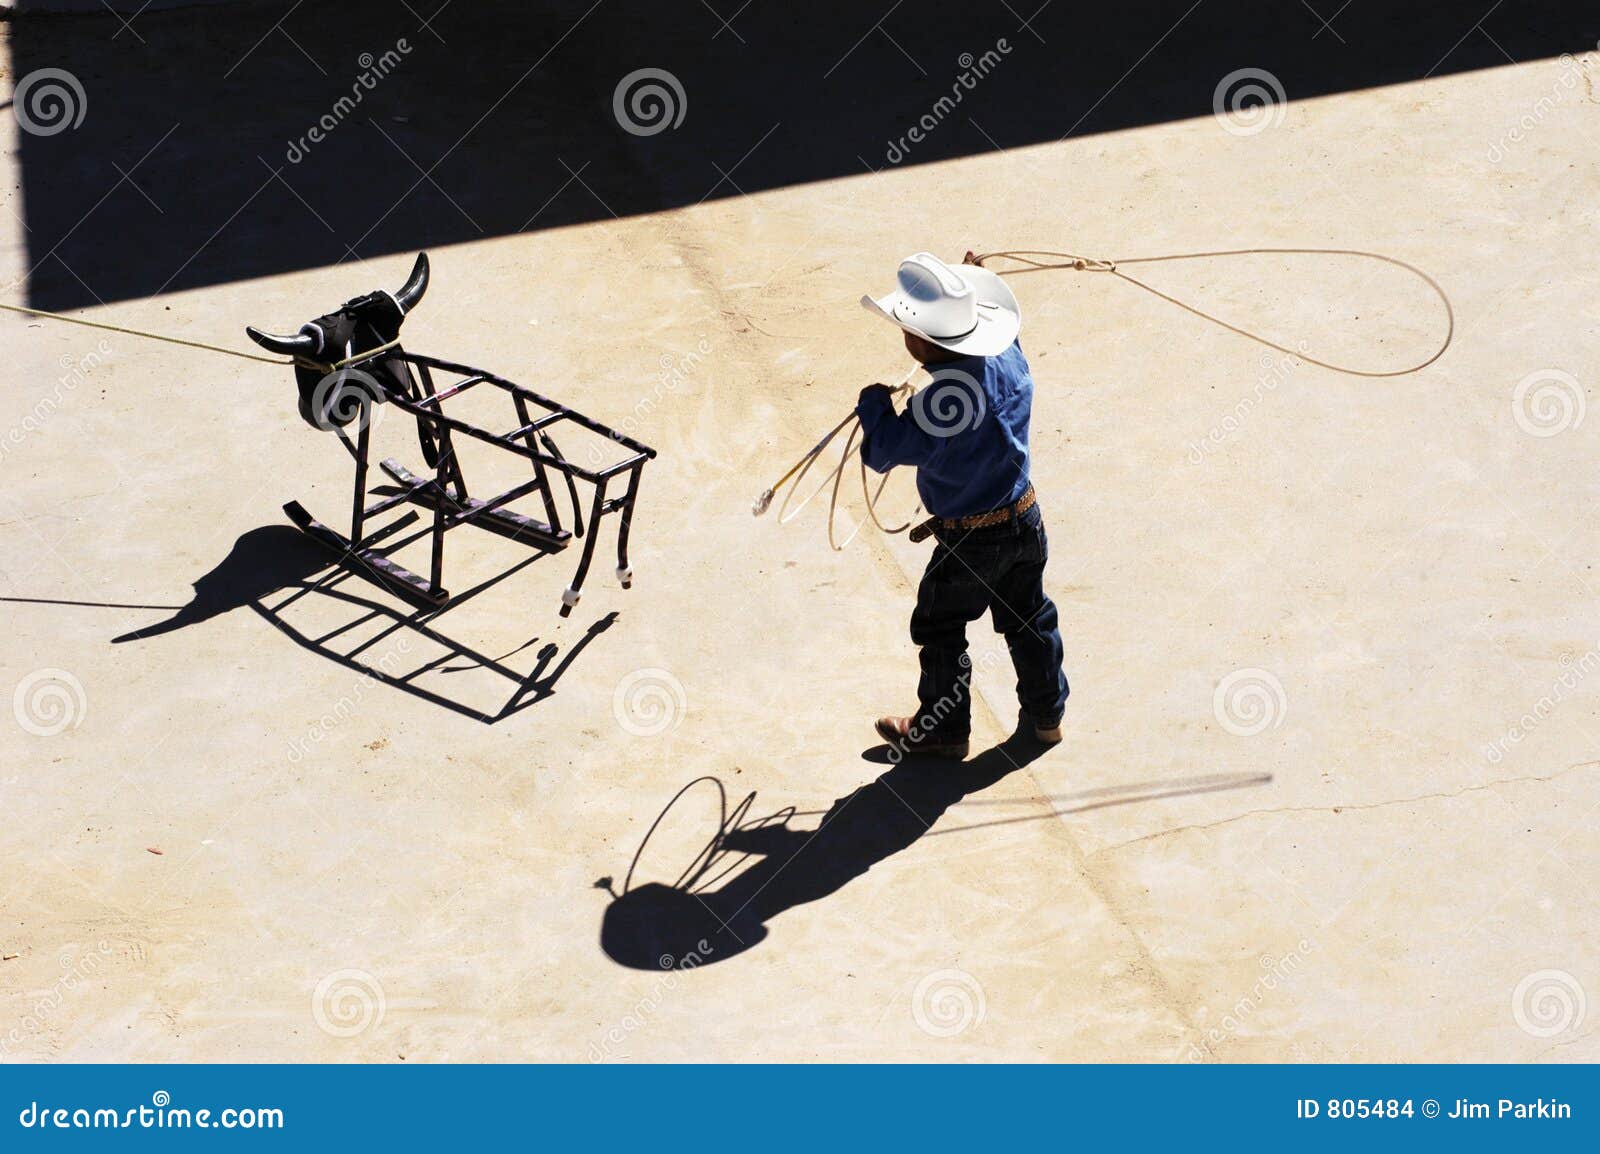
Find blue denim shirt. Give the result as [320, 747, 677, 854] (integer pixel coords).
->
[857, 340, 1034, 519]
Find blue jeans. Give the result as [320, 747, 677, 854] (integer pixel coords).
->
[909, 503, 1068, 740]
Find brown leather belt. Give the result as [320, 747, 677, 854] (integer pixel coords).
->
[909, 484, 1037, 543]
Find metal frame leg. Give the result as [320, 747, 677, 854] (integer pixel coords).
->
[513, 394, 563, 533]
[559, 477, 610, 618]
[428, 440, 452, 596]
[613, 463, 642, 588]
[348, 398, 372, 545]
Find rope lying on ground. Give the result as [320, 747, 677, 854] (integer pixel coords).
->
[0, 300, 394, 373]
[753, 245, 1455, 546]
[0, 300, 291, 366]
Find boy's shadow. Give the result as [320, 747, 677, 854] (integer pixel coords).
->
[600, 748, 1272, 970]
[104, 522, 612, 723]
[600, 739, 1044, 970]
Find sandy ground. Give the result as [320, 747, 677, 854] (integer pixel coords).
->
[2, 18, 1598, 1062]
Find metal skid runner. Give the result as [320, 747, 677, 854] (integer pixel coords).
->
[247, 254, 656, 616]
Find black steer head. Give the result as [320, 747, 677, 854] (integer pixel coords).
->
[246, 253, 430, 429]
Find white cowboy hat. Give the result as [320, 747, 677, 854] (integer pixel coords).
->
[860, 251, 1021, 357]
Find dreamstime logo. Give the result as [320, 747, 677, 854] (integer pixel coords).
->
[285, 41, 412, 163]
[1512, 369, 1585, 437]
[13, 669, 86, 737]
[1482, 643, 1600, 764]
[1511, 969, 1586, 1038]
[1185, 939, 1316, 1061]
[1212, 668, 1286, 737]
[1488, 47, 1597, 162]
[912, 968, 986, 1037]
[881, 38, 1012, 166]
[881, 646, 1009, 765]
[587, 939, 713, 1062]
[311, 969, 386, 1038]
[0, 340, 112, 466]
[613, 68, 687, 137]
[305, 367, 386, 434]
[585, 337, 713, 468]
[14, 68, 88, 136]
[911, 367, 986, 438]
[285, 636, 413, 762]
[612, 668, 687, 736]
[1, 939, 118, 1056]
[1213, 68, 1287, 137]
[1185, 344, 1307, 464]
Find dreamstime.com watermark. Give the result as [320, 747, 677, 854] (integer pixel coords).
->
[881, 644, 1012, 764]
[12, 68, 88, 136]
[1213, 668, 1287, 737]
[303, 366, 388, 435]
[910, 367, 986, 439]
[613, 68, 687, 136]
[0, 340, 113, 466]
[1213, 68, 1287, 137]
[588, 940, 713, 1061]
[285, 637, 413, 761]
[1482, 642, 1600, 764]
[0, 941, 116, 1056]
[1511, 368, 1586, 438]
[312, 968, 387, 1038]
[286, 40, 414, 163]
[1186, 939, 1316, 1060]
[1186, 344, 1307, 464]
[16, 1091, 283, 1131]
[12, 668, 87, 737]
[586, 338, 712, 468]
[912, 968, 987, 1038]
[1487, 44, 1598, 163]
[612, 668, 687, 737]
[1511, 969, 1587, 1038]
[880, 39, 1013, 166]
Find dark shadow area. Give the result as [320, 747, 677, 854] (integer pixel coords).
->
[101, 521, 616, 723]
[10, 1, 1595, 308]
[598, 744, 1270, 969]
[109, 523, 330, 641]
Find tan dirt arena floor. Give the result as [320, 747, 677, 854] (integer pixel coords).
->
[2, 10, 1598, 1061]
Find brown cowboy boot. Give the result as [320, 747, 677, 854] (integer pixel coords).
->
[874, 716, 970, 760]
[1021, 711, 1063, 745]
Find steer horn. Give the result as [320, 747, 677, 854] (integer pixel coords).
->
[393, 252, 430, 314]
[245, 324, 320, 358]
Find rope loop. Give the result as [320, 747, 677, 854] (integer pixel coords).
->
[760, 243, 1455, 547]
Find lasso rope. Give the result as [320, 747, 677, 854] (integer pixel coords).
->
[0, 300, 290, 365]
[758, 364, 921, 551]
[0, 300, 397, 374]
[754, 245, 1454, 545]
[974, 247, 1454, 378]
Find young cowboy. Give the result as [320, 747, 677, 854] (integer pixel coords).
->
[857, 251, 1068, 759]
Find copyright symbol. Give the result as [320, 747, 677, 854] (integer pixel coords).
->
[1422, 1099, 1440, 1118]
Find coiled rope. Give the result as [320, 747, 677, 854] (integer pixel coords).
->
[753, 246, 1454, 547]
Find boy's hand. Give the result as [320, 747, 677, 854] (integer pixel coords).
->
[857, 382, 894, 420]
[962, 250, 979, 265]
[858, 382, 893, 406]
